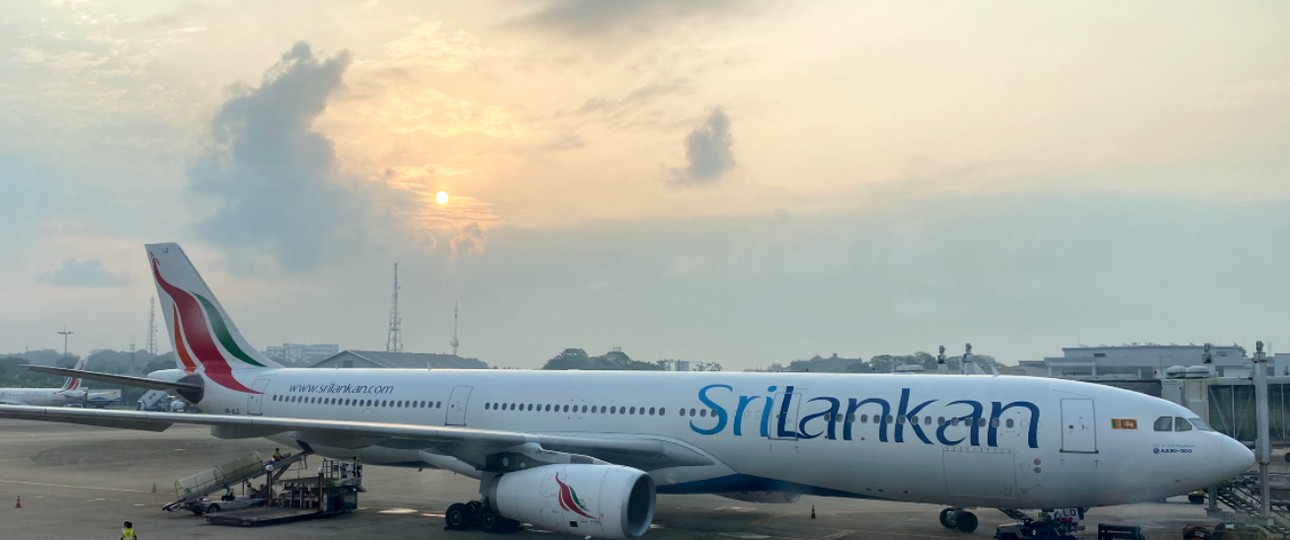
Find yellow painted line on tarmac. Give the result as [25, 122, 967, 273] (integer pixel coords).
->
[0, 479, 148, 494]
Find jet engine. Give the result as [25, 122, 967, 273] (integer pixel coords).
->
[487, 464, 655, 540]
[718, 491, 802, 503]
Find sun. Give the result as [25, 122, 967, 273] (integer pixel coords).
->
[435, 191, 449, 205]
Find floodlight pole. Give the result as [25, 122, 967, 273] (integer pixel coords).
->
[57, 326, 74, 360]
[1254, 340, 1271, 520]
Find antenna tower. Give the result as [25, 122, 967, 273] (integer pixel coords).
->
[451, 303, 460, 356]
[146, 297, 157, 355]
[386, 262, 403, 352]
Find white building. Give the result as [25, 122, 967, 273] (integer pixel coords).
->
[1016, 343, 1255, 380]
[263, 343, 340, 366]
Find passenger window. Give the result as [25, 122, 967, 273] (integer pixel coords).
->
[1175, 417, 1193, 432]
[1154, 416, 1173, 432]
[1006, 419, 1015, 428]
[659, 407, 666, 415]
[700, 409, 707, 417]
[847, 414, 855, 423]
[990, 418, 1000, 428]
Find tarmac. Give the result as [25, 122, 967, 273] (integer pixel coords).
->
[0, 417, 1226, 539]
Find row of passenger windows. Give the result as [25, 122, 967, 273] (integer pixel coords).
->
[816, 413, 1016, 429]
[1154, 416, 1214, 432]
[268, 393, 1018, 429]
[485, 402, 669, 416]
[271, 394, 443, 409]
[484, 401, 1019, 429]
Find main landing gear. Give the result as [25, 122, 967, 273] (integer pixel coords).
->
[939, 507, 979, 533]
[443, 499, 521, 534]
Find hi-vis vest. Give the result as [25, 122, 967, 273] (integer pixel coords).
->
[121, 527, 136, 539]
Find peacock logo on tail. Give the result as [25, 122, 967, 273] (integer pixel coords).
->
[151, 255, 263, 394]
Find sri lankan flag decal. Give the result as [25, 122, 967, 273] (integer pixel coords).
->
[1111, 418, 1138, 430]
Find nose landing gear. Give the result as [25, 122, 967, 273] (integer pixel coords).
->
[939, 507, 980, 533]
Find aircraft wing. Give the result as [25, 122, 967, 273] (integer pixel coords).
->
[22, 365, 203, 394]
[0, 405, 712, 471]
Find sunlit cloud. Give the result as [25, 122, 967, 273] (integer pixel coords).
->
[361, 19, 498, 73]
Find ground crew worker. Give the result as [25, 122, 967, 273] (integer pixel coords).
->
[272, 448, 283, 461]
[120, 520, 138, 539]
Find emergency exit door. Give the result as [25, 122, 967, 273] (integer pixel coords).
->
[1060, 398, 1097, 453]
[247, 379, 270, 415]
[446, 385, 472, 426]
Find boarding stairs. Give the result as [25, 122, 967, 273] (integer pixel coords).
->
[1214, 473, 1290, 538]
[136, 389, 170, 411]
[163, 449, 312, 512]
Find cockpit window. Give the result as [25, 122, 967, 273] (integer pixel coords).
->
[1189, 417, 1215, 432]
[1174, 417, 1193, 432]
[1153, 416, 1173, 432]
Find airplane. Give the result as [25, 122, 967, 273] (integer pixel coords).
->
[0, 243, 1255, 539]
[0, 356, 88, 406]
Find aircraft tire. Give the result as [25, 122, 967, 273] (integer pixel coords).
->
[954, 511, 978, 533]
[479, 509, 501, 533]
[938, 508, 955, 528]
[445, 503, 471, 530]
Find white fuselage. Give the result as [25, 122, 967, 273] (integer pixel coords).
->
[0, 387, 81, 407]
[193, 369, 1251, 509]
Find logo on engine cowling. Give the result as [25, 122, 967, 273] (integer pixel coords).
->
[555, 474, 594, 519]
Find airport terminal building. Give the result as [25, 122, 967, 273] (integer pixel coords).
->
[311, 350, 489, 370]
[1017, 343, 1290, 445]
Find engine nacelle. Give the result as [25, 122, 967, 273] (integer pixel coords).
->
[488, 464, 655, 539]
[717, 491, 802, 504]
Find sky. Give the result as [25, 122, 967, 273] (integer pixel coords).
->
[3, 1, 1290, 369]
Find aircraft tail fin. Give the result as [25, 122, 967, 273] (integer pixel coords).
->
[59, 356, 88, 391]
[145, 243, 281, 394]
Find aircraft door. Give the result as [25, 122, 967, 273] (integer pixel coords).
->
[769, 389, 805, 441]
[248, 379, 270, 415]
[1060, 398, 1097, 453]
[446, 385, 473, 426]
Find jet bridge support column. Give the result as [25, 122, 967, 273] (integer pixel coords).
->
[1254, 341, 1272, 521]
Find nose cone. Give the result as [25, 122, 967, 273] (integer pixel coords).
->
[1216, 436, 1255, 480]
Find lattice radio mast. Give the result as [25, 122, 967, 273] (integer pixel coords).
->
[146, 297, 157, 355]
[386, 263, 403, 352]
[451, 303, 460, 356]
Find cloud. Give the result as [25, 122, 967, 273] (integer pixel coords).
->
[514, 0, 741, 38]
[669, 108, 735, 187]
[188, 42, 371, 272]
[39, 258, 129, 287]
[450, 222, 487, 259]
